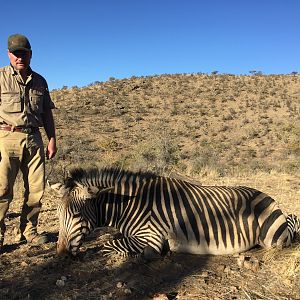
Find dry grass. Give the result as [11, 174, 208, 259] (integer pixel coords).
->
[263, 245, 300, 280]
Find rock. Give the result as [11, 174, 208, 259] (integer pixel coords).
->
[216, 264, 226, 273]
[230, 286, 238, 292]
[243, 260, 252, 270]
[20, 261, 29, 267]
[224, 266, 231, 273]
[250, 259, 260, 272]
[243, 260, 260, 272]
[237, 254, 245, 267]
[152, 293, 169, 300]
[56, 279, 65, 287]
[116, 281, 126, 288]
[124, 288, 132, 294]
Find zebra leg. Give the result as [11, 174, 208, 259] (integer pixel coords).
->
[142, 245, 161, 260]
[102, 232, 167, 259]
[102, 235, 149, 257]
[142, 239, 169, 260]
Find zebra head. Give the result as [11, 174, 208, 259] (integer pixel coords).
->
[50, 180, 113, 256]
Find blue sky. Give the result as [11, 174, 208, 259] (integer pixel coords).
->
[0, 0, 299, 90]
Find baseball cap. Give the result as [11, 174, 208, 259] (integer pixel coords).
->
[8, 34, 31, 52]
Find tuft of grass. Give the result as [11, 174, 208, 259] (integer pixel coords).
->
[262, 244, 300, 278]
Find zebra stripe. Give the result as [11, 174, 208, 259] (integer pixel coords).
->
[53, 168, 299, 257]
[286, 214, 300, 245]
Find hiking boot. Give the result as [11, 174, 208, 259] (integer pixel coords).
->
[0, 228, 4, 253]
[0, 238, 3, 253]
[14, 227, 26, 243]
[25, 232, 49, 245]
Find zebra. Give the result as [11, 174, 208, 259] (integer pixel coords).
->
[50, 167, 300, 257]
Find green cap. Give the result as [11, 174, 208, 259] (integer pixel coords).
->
[8, 34, 31, 52]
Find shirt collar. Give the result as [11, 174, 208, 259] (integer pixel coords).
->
[9, 64, 33, 84]
[9, 64, 33, 77]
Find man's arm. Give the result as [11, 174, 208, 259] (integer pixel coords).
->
[41, 108, 57, 159]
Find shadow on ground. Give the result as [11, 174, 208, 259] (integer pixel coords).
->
[0, 232, 209, 300]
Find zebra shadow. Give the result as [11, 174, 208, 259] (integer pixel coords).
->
[0, 232, 210, 300]
[66, 229, 212, 299]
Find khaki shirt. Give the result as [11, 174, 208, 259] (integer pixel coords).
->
[0, 65, 55, 127]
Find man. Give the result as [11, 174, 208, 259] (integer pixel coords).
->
[0, 34, 57, 251]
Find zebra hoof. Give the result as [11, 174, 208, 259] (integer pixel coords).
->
[142, 246, 161, 261]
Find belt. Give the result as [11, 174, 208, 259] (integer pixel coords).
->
[0, 124, 39, 134]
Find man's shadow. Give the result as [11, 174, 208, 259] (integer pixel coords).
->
[1, 232, 58, 255]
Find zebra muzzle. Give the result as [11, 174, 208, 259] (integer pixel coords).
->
[57, 241, 69, 256]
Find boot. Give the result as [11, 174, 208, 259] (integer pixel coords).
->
[0, 224, 5, 253]
[24, 228, 49, 245]
[0, 237, 3, 253]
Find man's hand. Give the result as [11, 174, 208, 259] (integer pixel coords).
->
[46, 137, 57, 159]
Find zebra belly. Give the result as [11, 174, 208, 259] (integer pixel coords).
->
[165, 229, 257, 255]
[167, 236, 254, 255]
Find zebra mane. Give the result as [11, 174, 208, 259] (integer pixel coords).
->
[64, 167, 158, 188]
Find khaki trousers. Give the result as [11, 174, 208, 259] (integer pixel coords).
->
[0, 130, 45, 240]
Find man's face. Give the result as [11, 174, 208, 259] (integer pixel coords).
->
[8, 50, 32, 71]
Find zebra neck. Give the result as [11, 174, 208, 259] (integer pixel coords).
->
[99, 191, 136, 228]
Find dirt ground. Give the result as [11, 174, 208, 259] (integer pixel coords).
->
[0, 172, 299, 300]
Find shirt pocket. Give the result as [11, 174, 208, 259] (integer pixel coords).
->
[30, 89, 44, 113]
[1, 92, 22, 113]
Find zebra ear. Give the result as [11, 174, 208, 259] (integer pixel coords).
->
[86, 186, 114, 196]
[98, 186, 114, 194]
[87, 186, 100, 195]
[49, 182, 69, 197]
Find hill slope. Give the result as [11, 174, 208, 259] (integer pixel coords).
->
[51, 73, 300, 177]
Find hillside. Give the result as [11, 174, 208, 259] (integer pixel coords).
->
[51, 73, 300, 177]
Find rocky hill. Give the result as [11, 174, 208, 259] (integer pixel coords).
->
[50, 73, 300, 178]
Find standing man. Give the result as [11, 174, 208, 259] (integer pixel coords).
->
[0, 34, 57, 251]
